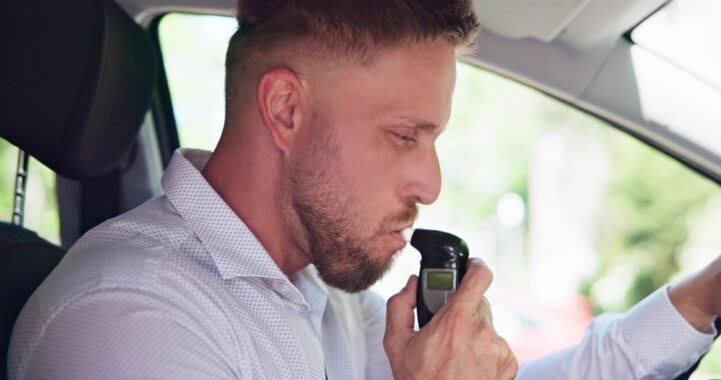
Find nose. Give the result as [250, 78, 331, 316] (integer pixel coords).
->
[400, 145, 442, 205]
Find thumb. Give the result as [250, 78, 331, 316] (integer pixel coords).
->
[384, 275, 418, 355]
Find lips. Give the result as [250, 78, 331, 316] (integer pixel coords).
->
[388, 226, 412, 247]
[378, 207, 416, 248]
[382, 232, 406, 253]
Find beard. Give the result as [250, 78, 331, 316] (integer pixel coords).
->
[288, 115, 417, 293]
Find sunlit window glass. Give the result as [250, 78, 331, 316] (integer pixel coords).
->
[158, 14, 236, 150]
[0, 139, 60, 245]
[632, 0, 721, 89]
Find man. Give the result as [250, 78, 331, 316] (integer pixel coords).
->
[8, 0, 720, 379]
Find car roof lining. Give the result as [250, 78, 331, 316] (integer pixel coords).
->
[118, 0, 664, 101]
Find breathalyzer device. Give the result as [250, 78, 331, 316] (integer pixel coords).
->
[409, 228, 469, 328]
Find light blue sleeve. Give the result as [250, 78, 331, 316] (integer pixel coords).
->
[517, 286, 716, 379]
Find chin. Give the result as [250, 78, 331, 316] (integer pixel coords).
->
[317, 253, 395, 293]
[368, 244, 399, 269]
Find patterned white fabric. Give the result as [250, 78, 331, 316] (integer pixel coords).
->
[8, 148, 716, 379]
[518, 285, 716, 379]
[8, 149, 391, 380]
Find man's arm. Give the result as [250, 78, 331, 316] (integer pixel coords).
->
[518, 286, 715, 379]
[10, 289, 238, 380]
[518, 255, 721, 379]
[668, 255, 721, 333]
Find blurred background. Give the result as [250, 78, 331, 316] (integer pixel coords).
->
[3, 11, 719, 376]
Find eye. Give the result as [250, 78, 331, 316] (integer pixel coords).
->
[390, 131, 418, 147]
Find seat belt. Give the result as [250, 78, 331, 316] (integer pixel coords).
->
[11, 150, 29, 227]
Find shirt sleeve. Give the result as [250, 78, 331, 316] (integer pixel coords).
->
[517, 285, 717, 379]
[15, 289, 239, 380]
[359, 290, 394, 380]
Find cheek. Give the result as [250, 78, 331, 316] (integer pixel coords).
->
[338, 134, 404, 219]
[336, 126, 389, 184]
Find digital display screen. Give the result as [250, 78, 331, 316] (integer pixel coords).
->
[427, 272, 454, 290]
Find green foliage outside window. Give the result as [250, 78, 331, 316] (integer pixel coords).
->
[0, 139, 60, 245]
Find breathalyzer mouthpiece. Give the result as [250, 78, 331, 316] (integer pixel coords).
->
[410, 229, 469, 266]
[401, 228, 415, 243]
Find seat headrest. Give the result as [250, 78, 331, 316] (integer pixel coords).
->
[0, 0, 158, 180]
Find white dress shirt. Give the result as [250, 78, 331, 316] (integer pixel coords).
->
[8, 148, 716, 379]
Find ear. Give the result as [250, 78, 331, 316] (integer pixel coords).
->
[256, 67, 306, 155]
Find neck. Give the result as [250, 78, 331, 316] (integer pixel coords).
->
[201, 129, 311, 277]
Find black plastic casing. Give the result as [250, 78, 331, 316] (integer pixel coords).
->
[411, 229, 469, 328]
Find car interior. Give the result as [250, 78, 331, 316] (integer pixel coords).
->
[0, 0, 158, 374]
[1, 0, 719, 378]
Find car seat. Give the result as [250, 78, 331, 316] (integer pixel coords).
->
[0, 0, 157, 378]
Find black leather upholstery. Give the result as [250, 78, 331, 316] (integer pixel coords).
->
[0, 0, 157, 180]
[0, 223, 65, 375]
[0, 0, 157, 378]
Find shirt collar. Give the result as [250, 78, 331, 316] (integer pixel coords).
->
[293, 266, 329, 306]
[292, 265, 329, 332]
[161, 148, 286, 281]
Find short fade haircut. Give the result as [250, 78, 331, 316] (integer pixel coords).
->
[224, 0, 480, 113]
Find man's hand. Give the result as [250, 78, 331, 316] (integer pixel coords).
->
[668, 254, 721, 332]
[383, 258, 518, 380]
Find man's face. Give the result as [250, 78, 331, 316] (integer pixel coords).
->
[289, 40, 456, 292]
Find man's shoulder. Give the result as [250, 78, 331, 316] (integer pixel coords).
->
[30, 196, 222, 322]
[62, 197, 194, 280]
[75, 195, 193, 252]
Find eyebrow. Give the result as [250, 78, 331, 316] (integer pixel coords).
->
[396, 116, 446, 134]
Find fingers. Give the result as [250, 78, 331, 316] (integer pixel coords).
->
[384, 275, 418, 356]
[495, 337, 519, 380]
[383, 268, 517, 380]
[479, 296, 493, 324]
[452, 258, 493, 311]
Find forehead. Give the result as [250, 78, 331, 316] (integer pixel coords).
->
[312, 40, 457, 127]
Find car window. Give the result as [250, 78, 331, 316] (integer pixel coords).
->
[157, 13, 721, 376]
[629, 0, 721, 159]
[158, 13, 236, 150]
[0, 139, 60, 245]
